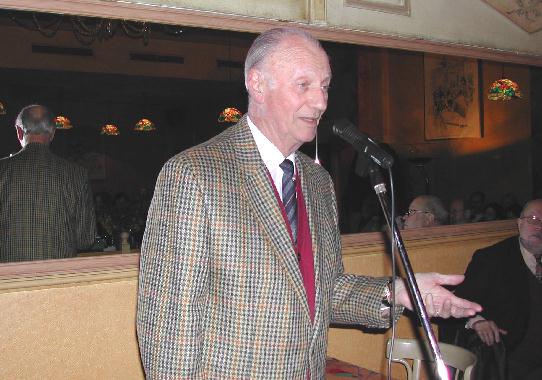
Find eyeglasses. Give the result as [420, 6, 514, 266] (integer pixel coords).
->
[519, 215, 542, 227]
[404, 209, 431, 217]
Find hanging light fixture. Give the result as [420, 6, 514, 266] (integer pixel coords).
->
[8, 11, 185, 46]
[218, 107, 242, 123]
[0, 101, 6, 115]
[101, 123, 120, 136]
[54, 115, 73, 129]
[488, 65, 522, 101]
[134, 118, 156, 131]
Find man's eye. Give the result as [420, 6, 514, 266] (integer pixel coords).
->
[298, 82, 309, 89]
[322, 85, 330, 92]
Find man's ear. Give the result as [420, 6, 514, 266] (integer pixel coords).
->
[425, 212, 435, 226]
[246, 69, 265, 103]
[16, 126, 24, 143]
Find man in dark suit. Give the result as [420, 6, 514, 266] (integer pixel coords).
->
[0, 104, 96, 262]
[137, 27, 481, 379]
[450, 199, 542, 379]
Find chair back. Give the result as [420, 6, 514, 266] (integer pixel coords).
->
[386, 338, 476, 380]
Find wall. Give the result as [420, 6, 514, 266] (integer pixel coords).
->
[357, 48, 532, 207]
[0, 220, 517, 379]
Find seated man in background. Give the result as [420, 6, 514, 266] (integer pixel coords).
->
[442, 199, 542, 380]
[465, 190, 486, 223]
[449, 197, 467, 225]
[402, 195, 448, 229]
[0, 105, 96, 262]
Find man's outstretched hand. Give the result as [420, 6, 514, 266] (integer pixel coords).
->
[394, 273, 482, 318]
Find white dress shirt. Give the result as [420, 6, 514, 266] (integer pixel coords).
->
[247, 115, 296, 201]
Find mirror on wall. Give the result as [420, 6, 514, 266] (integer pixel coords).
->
[1, 7, 539, 264]
[0, 9, 362, 262]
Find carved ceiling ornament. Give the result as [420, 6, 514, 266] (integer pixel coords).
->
[483, 0, 542, 33]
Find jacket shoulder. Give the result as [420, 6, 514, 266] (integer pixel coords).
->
[471, 236, 518, 262]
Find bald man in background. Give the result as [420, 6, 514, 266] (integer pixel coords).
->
[0, 104, 96, 262]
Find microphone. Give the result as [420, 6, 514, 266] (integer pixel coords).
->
[332, 118, 394, 169]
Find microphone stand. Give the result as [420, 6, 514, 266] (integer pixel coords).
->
[368, 163, 449, 380]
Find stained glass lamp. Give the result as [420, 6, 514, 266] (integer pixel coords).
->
[488, 78, 522, 101]
[134, 118, 156, 131]
[54, 115, 73, 129]
[218, 107, 242, 123]
[101, 123, 120, 136]
[0, 101, 6, 115]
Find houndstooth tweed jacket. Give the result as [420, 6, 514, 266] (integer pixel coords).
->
[137, 116, 395, 379]
[0, 143, 96, 262]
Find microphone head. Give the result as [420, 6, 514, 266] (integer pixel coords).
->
[332, 118, 354, 137]
[332, 118, 394, 169]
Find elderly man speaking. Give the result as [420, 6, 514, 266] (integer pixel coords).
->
[137, 27, 481, 379]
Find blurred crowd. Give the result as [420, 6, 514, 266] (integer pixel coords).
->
[92, 187, 152, 251]
[353, 191, 523, 233]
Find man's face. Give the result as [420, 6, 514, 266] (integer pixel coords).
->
[518, 200, 542, 255]
[403, 198, 431, 229]
[255, 36, 331, 155]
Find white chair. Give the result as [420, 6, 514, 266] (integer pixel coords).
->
[386, 338, 476, 380]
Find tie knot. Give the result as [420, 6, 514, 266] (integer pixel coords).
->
[280, 159, 295, 178]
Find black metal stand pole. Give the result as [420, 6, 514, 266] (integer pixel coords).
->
[368, 164, 449, 380]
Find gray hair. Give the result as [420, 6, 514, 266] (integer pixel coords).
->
[419, 195, 449, 225]
[244, 27, 323, 87]
[15, 104, 55, 136]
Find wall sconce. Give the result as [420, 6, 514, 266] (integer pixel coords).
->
[134, 118, 156, 131]
[54, 115, 73, 129]
[218, 107, 242, 123]
[488, 65, 522, 101]
[101, 124, 120, 136]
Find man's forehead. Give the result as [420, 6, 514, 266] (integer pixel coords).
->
[523, 201, 542, 216]
[273, 37, 328, 63]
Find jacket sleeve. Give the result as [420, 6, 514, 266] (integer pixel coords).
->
[137, 158, 210, 379]
[326, 177, 403, 328]
[75, 169, 97, 250]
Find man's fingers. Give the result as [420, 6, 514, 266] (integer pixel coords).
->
[433, 273, 465, 286]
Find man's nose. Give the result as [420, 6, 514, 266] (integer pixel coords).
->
[309, 87, 327, 111]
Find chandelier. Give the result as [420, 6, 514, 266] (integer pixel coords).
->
[9, 10, 183, 46]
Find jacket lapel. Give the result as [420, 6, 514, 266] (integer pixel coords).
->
[297, 156, 325, 334]
[232, 118, 310, 319]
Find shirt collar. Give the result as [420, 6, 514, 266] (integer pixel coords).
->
[247, 115, 296, 173]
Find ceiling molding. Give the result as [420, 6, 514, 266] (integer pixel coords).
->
[0, 0, 541, 66]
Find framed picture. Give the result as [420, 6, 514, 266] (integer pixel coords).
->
[424, 54, 481, 140]
[344, 0, 410, 16]
[483, 0, 542, 33]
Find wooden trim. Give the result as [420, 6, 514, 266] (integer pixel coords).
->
[0, 253, 139, 292]
[340, 219, 517, 254]
[0, 0, 540, 66]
